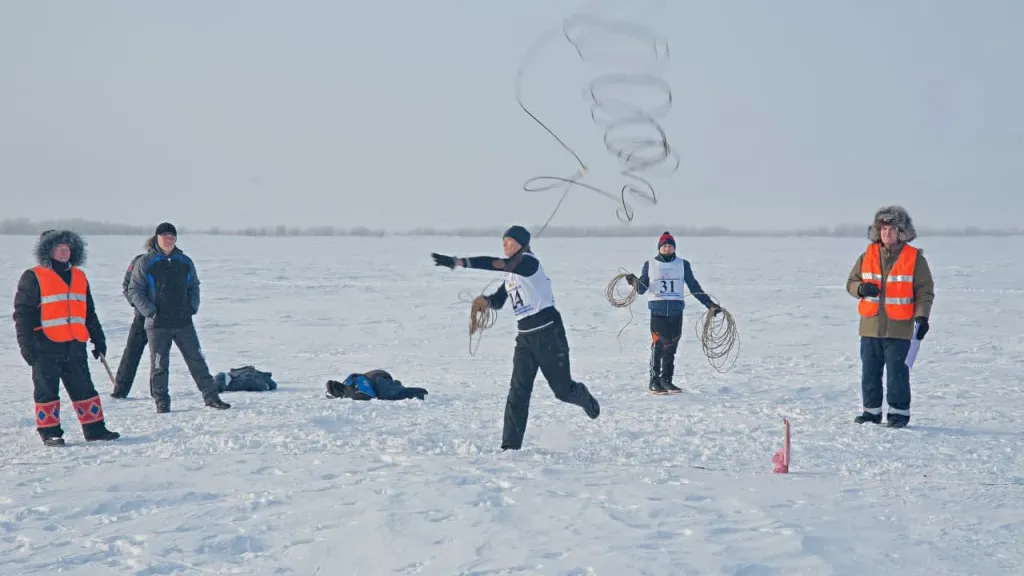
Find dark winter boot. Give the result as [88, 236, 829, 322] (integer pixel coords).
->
[886, 414, 909, 428]
[110, 388, 128, 399]
[854, 411, 882, 424]
[661, 352, 681, 393]
[204, 394, 231, 410]
[43, 437, 66, 447]
[83, 421, 121, 441]
[660, 379, 682, 394]
[156, 402, 171, 414]
[649, 344, 666, 394]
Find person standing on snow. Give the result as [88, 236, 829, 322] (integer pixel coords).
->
[13, 229, 121, 446]
[110, 250, 149, 398]
[430, 225, 600, 451]
[625, 231, 720, 394]
[126, 222, 230, 413]
[846, 206, 934, 428]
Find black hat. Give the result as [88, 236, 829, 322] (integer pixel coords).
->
[503, 225, 530, 247]
[155, 222, 177, 236]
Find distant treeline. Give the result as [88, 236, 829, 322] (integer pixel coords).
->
[1, 218, 1021, 238]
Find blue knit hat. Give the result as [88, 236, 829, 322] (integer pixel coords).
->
[503, 225, 531, 247]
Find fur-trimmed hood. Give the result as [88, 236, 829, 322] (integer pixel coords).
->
[867, 205, 917, 243]
[34, 229, 87, 267]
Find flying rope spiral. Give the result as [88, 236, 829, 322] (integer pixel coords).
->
[514, 8, 679, 238]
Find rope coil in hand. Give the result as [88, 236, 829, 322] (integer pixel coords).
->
[604, 272, 740, 372]
[459, 280, 501, 356]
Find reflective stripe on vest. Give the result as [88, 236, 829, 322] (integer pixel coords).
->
[857, 243, 918, 321]
[32, 265, 90, 343]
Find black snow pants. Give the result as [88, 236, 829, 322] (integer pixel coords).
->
[146, 324, 219, 409]
[112, 311, 148, 397]
[33, 352, 111, 440]
[502, 319, 599, 450]
[649, 314, 683, 386]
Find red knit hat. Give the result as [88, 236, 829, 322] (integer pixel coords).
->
[658, 231, 675, 248]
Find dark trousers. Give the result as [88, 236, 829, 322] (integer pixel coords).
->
[502, 321, 597, 449]
[650, 314, 683, 385]
[860, 336, 912, 419]
[146, 324, 218, 407]
[32, 353, 109, 439]
[113, 311, 148, 395]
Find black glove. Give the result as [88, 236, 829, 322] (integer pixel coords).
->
[625, 273, 638, 287]
[914, 316, 929, 340]
[20, 347, 37, 366]
[709, 305, 722, 317]
[858, 283, 880, 298]
[92, 341, 107, 360]
[431, 253, 456, 269]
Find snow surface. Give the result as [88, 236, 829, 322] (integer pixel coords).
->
[1, 234, 1022, 576]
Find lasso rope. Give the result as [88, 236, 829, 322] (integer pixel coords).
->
[459, 280, 501, 356]
[604, 272, 740, 372]
[514, 6, 678, 238]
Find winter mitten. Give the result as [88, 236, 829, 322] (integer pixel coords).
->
[858, 283, 880, 298]
[709, 305, 722, 317]
[625, 273, 638, 287]
[92, 340, 107, 360]
[431, 253, 456, 269]
[914, 316, 929, 340]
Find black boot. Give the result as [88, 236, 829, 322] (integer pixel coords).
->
[205, 394, 231, 410]
[43, 437, 66, 447]
[83, 421, 121, 441]
[854, 411, 882, 424]
[649, 344, 666, 394]
[886, 414, 909, 428]
[661, 350, 681, 393]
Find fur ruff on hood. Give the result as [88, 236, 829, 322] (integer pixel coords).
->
[867, 205, 917, 243]
[34, 230, 87, 268]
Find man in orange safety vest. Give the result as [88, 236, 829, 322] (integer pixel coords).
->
[13, 230, 121, 446]
[846, 206, 935, 428]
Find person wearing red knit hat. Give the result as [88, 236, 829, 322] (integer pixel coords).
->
[626, 231, 720, 394]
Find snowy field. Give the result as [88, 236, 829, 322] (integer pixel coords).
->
[1, 233, 1022, 576]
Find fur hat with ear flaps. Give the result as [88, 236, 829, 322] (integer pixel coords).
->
[34, 229, 87, 268]
[867, 205, 917, 244]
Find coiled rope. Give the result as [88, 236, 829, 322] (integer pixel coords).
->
[605, 272, 740, 372]
[514, 6, 678, 237]
[459, 280, 501, 356]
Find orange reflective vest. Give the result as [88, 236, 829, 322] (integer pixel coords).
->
[32, 265, 90, 343]
[858, 243, 918, 321]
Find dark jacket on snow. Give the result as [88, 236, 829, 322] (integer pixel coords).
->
[126, 238, 201, 328]
[13, 230, 106, 360]
[122, 252, 147, 311]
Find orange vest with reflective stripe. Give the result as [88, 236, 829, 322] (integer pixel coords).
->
[858, 243, 918, 321]
[32, 265, 90, 343]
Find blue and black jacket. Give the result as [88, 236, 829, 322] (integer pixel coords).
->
[126, 242, 201, 328]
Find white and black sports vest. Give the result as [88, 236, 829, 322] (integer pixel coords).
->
[505, 254, 556, 321]
[646, 258, 685, 302]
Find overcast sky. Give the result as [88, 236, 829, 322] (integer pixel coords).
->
[1, 0, 1020, 231]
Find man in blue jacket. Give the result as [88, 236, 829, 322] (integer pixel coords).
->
[126, 222, 230, 412]
[627, 231, 720, 394]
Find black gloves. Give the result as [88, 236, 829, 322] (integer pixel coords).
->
[709, 305, 722, 317]
[431, 253, 456, 269]
[625, 273, 638, 287]
[20, 347, 37, 366]
[92, 340, 107, 360]
[914, 316, 929, 340]
[858, 283, 880, 298]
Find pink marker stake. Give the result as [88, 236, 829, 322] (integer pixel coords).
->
[772, 418, 790, 474]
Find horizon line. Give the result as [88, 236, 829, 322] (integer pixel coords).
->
[1, 218, 1021, 238]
